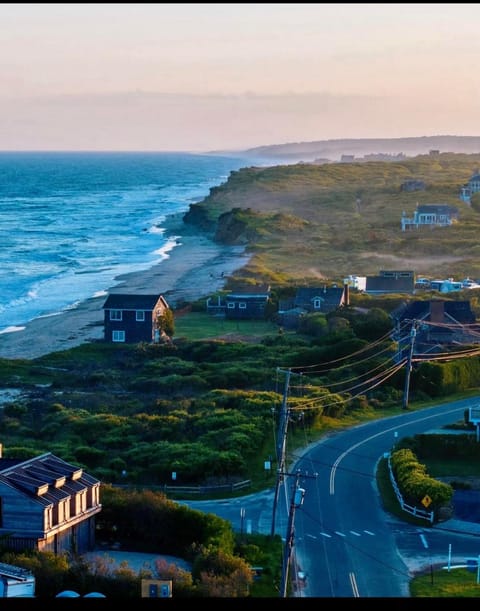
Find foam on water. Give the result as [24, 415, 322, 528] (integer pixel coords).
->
[0, 151, 260, 332]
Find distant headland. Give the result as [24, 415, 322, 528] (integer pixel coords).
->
[209, 135, 480, 164]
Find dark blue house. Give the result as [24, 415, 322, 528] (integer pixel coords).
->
[102, 293, 170, 344]
[224, 284, 271, 320]
[277, 285, 347, 329]
[391, 299, 480, 357]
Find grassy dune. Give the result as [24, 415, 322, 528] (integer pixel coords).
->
[186, 152, 480, 286]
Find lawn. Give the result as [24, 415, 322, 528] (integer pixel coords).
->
[173, 311, 284, 342]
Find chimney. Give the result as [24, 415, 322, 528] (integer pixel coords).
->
[344, 283, 350, 306]
[430, 301, 444, 323]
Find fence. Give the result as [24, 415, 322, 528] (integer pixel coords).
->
[114, 479, 251, 496]
[162, 480, 251, 495]
[387, 455, 434, 524]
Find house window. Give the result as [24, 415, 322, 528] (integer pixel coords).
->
[227, 302, 235, 309]
[112, 330, 125, 342]
[45, 506, 52, 529]
[136, 310, 145, 322]
[90, 485, 99, 507]
[110, 310, 122, 321]
[313, 298, 321, 309]
[239, 302, 247, 309]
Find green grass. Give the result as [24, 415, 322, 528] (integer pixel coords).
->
[375, 431, 480, 596]
[173, 312, 283, 341]
[410, 567, 480, 597]
[421, 458, 480, 478]
[187, 152, 480, 283]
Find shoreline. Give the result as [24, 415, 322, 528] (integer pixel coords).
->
[0, 213, 251, 360]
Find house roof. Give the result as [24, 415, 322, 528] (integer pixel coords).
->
[365, 276, 415, 293]
[103, 293, 167, 310]
[226, 284, 271, 298]
[391, 300, 475, 324]
[416, 204, 458, 215]
[294, 287, 345, 307]
[0, 562, 34, 581]
[0, 453, 99, 501]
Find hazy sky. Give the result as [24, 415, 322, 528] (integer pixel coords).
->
[2, 3, 479, 152]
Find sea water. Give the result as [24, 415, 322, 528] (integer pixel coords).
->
[0, 151, 257, 334]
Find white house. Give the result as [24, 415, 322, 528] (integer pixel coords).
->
[459, 170, 480, 203]
[343, 275, 366, 291]
[401, 204, 459, 231]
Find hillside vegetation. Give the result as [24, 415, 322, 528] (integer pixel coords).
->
[184, 152, 480, 285]
[4, 153, 480, 597]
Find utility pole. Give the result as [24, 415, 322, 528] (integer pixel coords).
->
[271, 368, 291, 537]
[402, 320, 416, 410]
[278, 469, 316, 598]
[280, 470, 304, 598]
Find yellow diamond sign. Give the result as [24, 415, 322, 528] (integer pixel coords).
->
[421, 494, 432, 508]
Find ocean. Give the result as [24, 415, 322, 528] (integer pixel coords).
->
[0, 151, 258, 335]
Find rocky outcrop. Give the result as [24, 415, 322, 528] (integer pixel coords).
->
[183, 202, 213, 234]
[183, 205, 257, 246]
[214, 209, 253, 245]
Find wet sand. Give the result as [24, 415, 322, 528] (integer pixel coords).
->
[0, 213, 251, 360]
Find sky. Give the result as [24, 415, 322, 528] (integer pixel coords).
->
[1, 2, 480, 152]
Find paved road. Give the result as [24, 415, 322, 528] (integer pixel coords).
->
[178, 488, 282, 537]
[179, 397, 480, 597]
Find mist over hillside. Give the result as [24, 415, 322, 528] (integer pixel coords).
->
[184, 151, 480, 283]
[213, 135, 480, 164]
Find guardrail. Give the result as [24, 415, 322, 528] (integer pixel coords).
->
[387, 455, 434, 523]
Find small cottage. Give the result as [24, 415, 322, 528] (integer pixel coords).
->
[365, 270, 415, 295]
[293, 286, 347, 313]
[102, 293, 170, 344]
[391, 300, 479, 356]
[459, 170, 480, 203]
[224, 284, 271, 320]
[277, 285, 348, 329]
[401, 204, 459, 231]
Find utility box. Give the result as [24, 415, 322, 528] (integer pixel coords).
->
[141, 579, 172, 598]
[0, 562, 35, 597]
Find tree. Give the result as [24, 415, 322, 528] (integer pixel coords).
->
[193, 548, 253, 597]
[157, 308, 175, 337]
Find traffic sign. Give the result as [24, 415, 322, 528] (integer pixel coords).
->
[421, 494, 432, 508]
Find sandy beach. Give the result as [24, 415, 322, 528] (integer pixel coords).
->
[0, 213, 251, 360]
